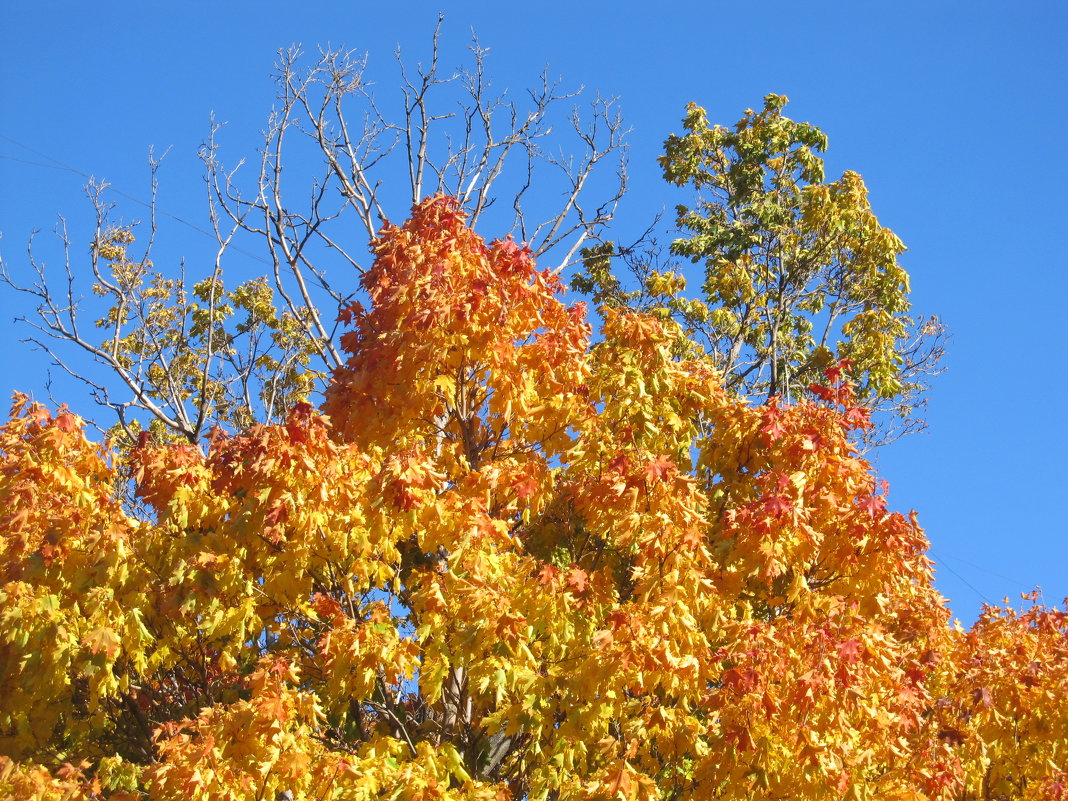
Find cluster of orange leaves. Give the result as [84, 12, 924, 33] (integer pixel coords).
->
[2, 197, 1066, 800]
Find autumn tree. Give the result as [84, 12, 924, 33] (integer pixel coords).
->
[2, 196, 1062, 800]
[1, 23, 626, 445]
[929, 599, 1068, 800]
[572, 94, 946, 444]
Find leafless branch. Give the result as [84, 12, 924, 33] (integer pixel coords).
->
[3, 22, 630, 438]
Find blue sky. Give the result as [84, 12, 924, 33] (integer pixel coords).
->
[1, 1, 1065, 622]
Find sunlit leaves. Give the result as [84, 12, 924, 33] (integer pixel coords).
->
[91, 228, 324, 441]
[575, 96, 946, 445]
[0, 197, 1061, 801]
[660, 95, 922, 403]
[324, 195, 591, 466]
[930, 601, 1068, 799]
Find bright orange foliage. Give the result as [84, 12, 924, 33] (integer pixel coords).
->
[1, 196, 1064, 800]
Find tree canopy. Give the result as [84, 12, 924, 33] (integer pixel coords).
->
[573, 95, 945, 445]
[2, 197, 1065, 801]
[2, 32, 627, 445]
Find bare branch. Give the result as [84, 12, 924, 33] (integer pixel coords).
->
[3, 22, 631, 439]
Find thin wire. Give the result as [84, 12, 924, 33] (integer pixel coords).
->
[933, 550, 1031, 589]
[0, 154, 69, 171]
[929, 547, 995, 606]
[0, 133, 272, 266]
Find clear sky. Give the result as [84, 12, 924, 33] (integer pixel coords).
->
[1, 1, 1065, 623]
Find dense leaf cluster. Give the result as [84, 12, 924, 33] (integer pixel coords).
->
[1, 199, 1064, 801]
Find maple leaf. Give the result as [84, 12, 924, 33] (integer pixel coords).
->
[843, 405, 872, 430]
[513, 474, 540, 501]
[55, 411, 79, 433]
[682, 526, 703, 548]
[335, 302, 361, 325]
[808, 382, 836, 402]
[606, 764, 633, 797]
[972, 686, 993, 709]
[722, 667, 760, 695]
[764, 494, 793, 517]
[835, 771, 851, 794]
[84, 626, 121, 658]
[311, 593, 344, 622]
[60, 760, 91, 779]
[537, 564, 559, 585]
[265, 501, 289, 527]
[857, 494, 886, 517]
[762, 418, 786, 440]
[761, 404, 786, 440]
[724, 726, 755, 752]
[566, 566, 589, 594]
[824, 360, 850, 385]
[837, 639, 863, 664]
[39, 541, 64, 567]
[645, 455, 675, 484]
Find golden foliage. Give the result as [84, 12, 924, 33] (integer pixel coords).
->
[0, 197, 1061, 800]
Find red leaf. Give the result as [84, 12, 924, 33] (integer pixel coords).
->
[843, 405, 872, 430]
[513, 475, 540, 501]
[265, 502, 289, 527]
[336, 302, 362, 325]
[809, 383, 836, 401]
[837, 639, 862, 664]
[645, 455, 675, 484]
[55, 411, 79, 433]
[762, 419, 786, 440]
[722, 667, 760, 695]
[761, 405, 786, 440]
[607, 765, 633, 797]
[537, 564, 559, 586]
[857, 494, 885, 517]
[764, 495, 793, 517]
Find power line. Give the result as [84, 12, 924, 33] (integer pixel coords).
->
[929, 547, 995, 606]
[0, 153, 69, 171]
[933, 549, 1031, 589]
[0, 133, 272, 266]
[0, 132, 85, 174]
